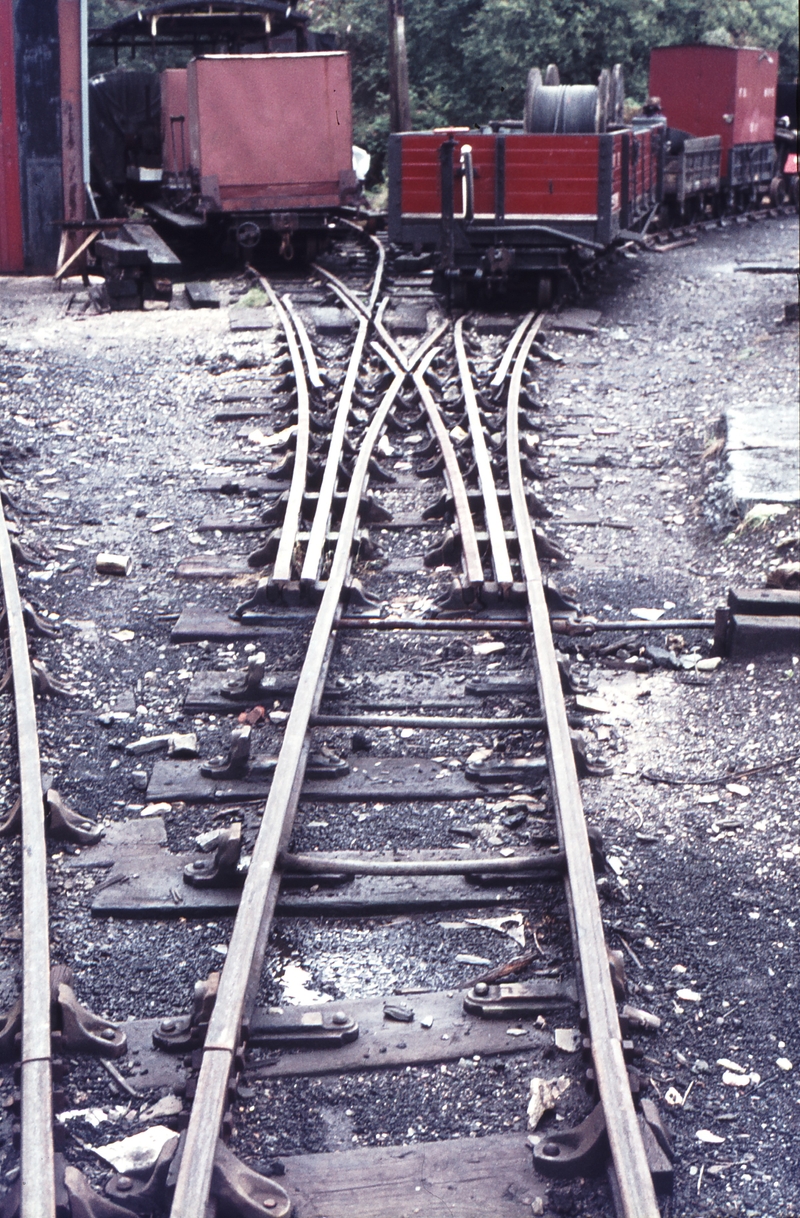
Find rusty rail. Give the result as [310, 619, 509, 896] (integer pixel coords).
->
[0, 504, 55, 1218]
[506, 326, 660, 1218]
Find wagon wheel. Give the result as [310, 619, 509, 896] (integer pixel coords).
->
[524, 68, 543, 134]
[596, 69, 610, 133]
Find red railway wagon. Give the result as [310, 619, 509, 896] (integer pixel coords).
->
[157, 51, 358, 256]
[649, 45, 778, 203]
[388, 125, 662, 300]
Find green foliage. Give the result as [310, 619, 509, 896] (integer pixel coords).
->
[312, 0, 799, 178]
[90, 0, 800, 181]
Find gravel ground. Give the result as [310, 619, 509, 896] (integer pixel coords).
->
[0, 213, 797, 1216]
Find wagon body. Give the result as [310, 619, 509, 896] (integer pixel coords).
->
[388, 126, 662, 280]
[649, 45, 777, 188]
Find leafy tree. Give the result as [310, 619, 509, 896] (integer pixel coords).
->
[91, 0, 799, 180]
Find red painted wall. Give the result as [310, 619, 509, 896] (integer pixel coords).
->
[0, 0, 24, 272]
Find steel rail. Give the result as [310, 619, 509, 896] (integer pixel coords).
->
[366, 232, 387, 314]
[0, 504, 55, 1218]
[410, 365, 484, 587]
[490, 310, 537, 387]
[257, 276, 311, 584]
[453, 315, 515, 590]
[312, 261, 369, 318]
[282, 294, 323, 389]
[506, 329, 660, 1218]
[372, 307, 484, 589]
[301, 313, 369, 585]
[333, 218, 387, 313]
[170, 343, 440, 1218]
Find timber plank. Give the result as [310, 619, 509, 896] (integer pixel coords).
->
[278, 1133, 545, 1217]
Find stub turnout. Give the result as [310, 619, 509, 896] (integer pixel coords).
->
[1, 234, 690, 1218]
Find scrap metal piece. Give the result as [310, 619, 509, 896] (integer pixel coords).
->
[184, 823, 244, 889]
[201, 725, 252, 779]
[532, 1102, 609, 1179]
[383, 1003, 414, 1023]
[45, 788, 104, 845]
[248, 1007, 358, 1049]
[55, 982, 127, 1058]
[464, 978, 578, 1018]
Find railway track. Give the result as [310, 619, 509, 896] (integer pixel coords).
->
[3, 224, 790, 1218]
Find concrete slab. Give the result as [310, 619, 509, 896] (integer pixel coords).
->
[725, 396, 800, 504]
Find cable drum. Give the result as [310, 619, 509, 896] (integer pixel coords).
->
[524, 68, 609, 134]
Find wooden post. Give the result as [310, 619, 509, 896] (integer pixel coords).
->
[57, 0, 86, 277]
[387, 0, 410, 133]
[0, 0, 24, 272]
[58, 0, 84, 224]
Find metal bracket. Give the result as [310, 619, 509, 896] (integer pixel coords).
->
[247, 1006, 359, 1050]
[46, 788, 104, 846]
[153, 972, 220, 1053]
[464, 978, 578, 1017]
[66, 1165, 139, 1218]
[221, 652, 266, 699]
[532, 1101, 608, 1179]
[201, 725, 252, 779]
[54, 980, 127, 1058]
[184, 823, 245, 889]
[104, 1131, 179, 1211]
[0, 994, 22, 1061]
[0, 796, 21, 837]
[212, 1138, 291, 1217]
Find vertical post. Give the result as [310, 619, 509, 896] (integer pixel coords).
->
[58, 0, 85, 225]
[79, 0, 97, 215]
[494, 134, 505, 226]
[439, 137, 455, 271]
[387, 0, 410, 133]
